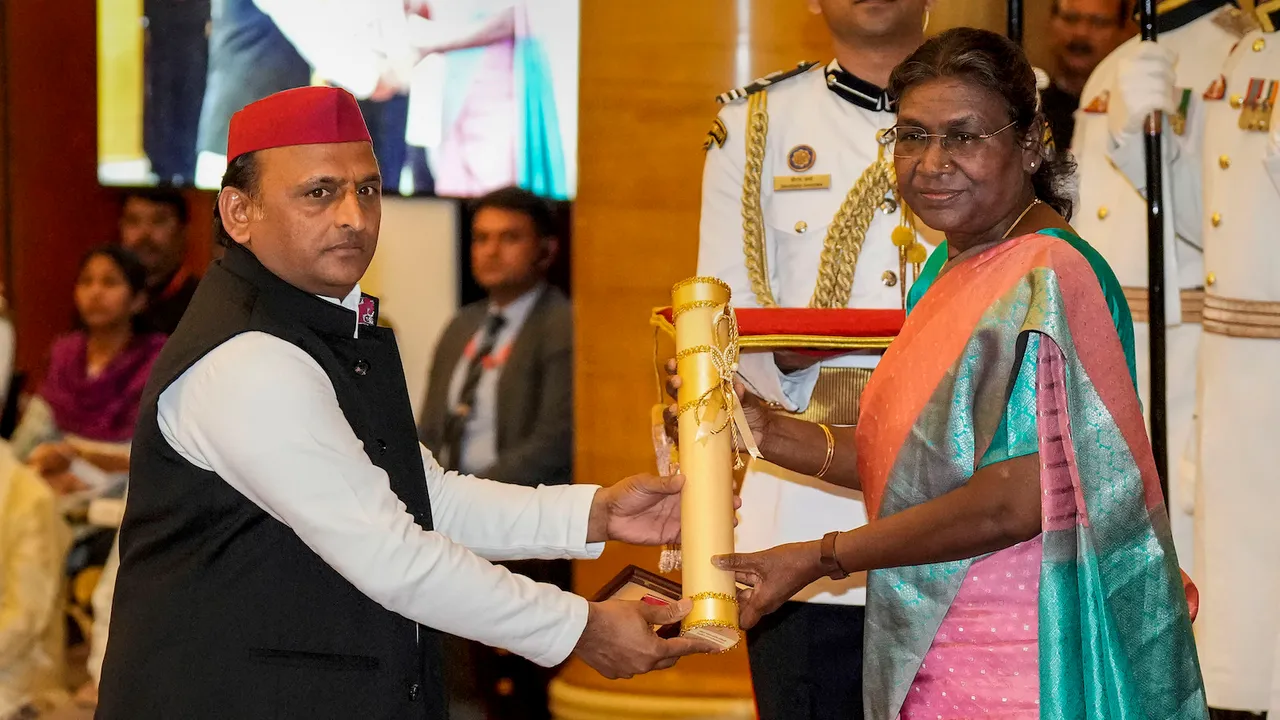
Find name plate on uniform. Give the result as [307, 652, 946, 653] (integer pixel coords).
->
[773, 174, 831, 191]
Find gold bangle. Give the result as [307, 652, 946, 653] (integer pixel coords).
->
[815, 423, 835, 478]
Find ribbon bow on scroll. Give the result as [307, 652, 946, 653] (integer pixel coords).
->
[675, 303, 763, 469]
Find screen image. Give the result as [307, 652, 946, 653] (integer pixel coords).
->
[96, 0, 580, 199]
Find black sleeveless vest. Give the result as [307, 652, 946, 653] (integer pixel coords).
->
[96, 245, 446, 720]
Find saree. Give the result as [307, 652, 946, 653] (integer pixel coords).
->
[856, 232, 1206, 719]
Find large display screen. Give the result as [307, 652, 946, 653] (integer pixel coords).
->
[97, 0, 579, 199]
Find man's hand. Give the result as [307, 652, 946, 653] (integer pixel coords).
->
[714, 541, 823, 629]
[28, 442, 76, 477]
[587, 473, 738, 545]
[574, 598, 719, 679]
[662, 358, 773, 452]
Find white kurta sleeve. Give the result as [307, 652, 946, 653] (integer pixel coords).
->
[420, 445, 604, 561]
[252, 0, 406, 100]
[156, 332, 588, 667]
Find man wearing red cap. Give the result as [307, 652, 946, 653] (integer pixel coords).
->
[97, 86, 712, 720]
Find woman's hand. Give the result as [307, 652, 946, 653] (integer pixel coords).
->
[28, 441, 77, 476]
[661, 359, 773, 452]
[713, 541, 823, 629]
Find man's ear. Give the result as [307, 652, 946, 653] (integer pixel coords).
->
[539, 237, 560, 271]
[218, 187, 255, 246]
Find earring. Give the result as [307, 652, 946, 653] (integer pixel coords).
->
[922, 9, 931, 33]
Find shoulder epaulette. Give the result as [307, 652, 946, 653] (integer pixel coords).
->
[715, 61, 820, 105]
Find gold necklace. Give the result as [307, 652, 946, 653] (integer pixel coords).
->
[1002, 197, 1042, 240]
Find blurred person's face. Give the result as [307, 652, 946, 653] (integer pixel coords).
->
[218, 142, 382, 299]
[119, 197, 187, 287]
[809, 0, 931, 44]
[1050, 0, 1127, 83]
[470, 207, 555, 300]
[75, 254, 144, 331]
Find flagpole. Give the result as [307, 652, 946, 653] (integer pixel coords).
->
[1138, 0, 1171, 501]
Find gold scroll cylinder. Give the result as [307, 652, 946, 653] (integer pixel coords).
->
[671, 276, 740, 648]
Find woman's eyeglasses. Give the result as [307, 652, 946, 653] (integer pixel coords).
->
[882, 121, 1018, 160]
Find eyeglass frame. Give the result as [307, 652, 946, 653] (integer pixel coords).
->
[881, 120, 1020, 160]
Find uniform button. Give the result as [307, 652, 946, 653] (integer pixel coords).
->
[1230, 94, 1244, 109]
[1206, 272, 1217, 287]
[1097, 206, 1109, 220]
[881, 270, 898, 287]
[408, 683, 421, 701]
[354, 359, 370, 376]
[377, 439, 388, 454]
[496, 678, 515, 697]
[1254, 37, 1267, 52]
[795, 220, 808, 233]
[1211, 212, 1222, 227]
[1219, 155, 1230, 169]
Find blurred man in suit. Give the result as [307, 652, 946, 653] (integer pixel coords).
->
[1042, 0, 1133, 148]
[419, 185, 570, 720]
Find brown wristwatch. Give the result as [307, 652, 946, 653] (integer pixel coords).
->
[818, 531, 850, 580]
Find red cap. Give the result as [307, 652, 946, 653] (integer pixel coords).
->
[226, 86, 372, 163]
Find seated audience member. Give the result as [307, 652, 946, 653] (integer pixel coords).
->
[117, 189, 199, 334]
[419, 186, 571, 720]
[0, 443, 72, 720]
[10, 246, 166, 489]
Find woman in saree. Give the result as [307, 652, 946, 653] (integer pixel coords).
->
[674, 28, 1206, 719]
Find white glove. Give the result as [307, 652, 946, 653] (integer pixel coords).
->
[1112, 41, 1178, 136]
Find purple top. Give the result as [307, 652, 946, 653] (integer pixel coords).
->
[40, 331, 167, 443]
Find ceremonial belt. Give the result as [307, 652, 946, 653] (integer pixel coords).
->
[774, 366, 872, 426]
[1122, 287, 1205, 324]
[1202, 294, 1280, 339]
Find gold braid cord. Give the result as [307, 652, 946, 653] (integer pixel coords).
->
[738, 90, 897, 309]
[810, 158, 895, 308]
[741, 91, 776, 307]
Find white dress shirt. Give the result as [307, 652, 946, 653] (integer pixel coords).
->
[154, 284, 602, 667]
[447, 283, 545, 476]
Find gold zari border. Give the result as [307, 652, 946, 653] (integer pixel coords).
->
[671, 276, 732, 295]
[689, 591, 739, 605]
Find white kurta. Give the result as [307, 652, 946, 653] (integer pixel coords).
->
[153, 286, 603, 668]
[1194, 27, 1280, 714]
[697, 62, 931, 606]
[1071, 14, 1238, 577]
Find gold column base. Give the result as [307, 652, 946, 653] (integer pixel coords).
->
[549, 657, 754, 720]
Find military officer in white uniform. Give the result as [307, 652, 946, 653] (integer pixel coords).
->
[1071, 0, 1242, 576]
[1195, 6, 1280, 716]
[1099, 2, 1280, 716]
[696, 1, 932, 717]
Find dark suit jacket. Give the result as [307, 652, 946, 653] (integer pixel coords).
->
[419, 287, 572, 487]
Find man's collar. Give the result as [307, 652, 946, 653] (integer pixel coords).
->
[824, 60, 894, 112]
[488, 282, 545, 325]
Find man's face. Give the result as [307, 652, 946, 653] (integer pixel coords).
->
[119, 197, 186, 286]
[222, 142, 382, 299]
[470, 207, 552, 296]
[809, 0, 931, 43]
[1050, 0, 1127, 81]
